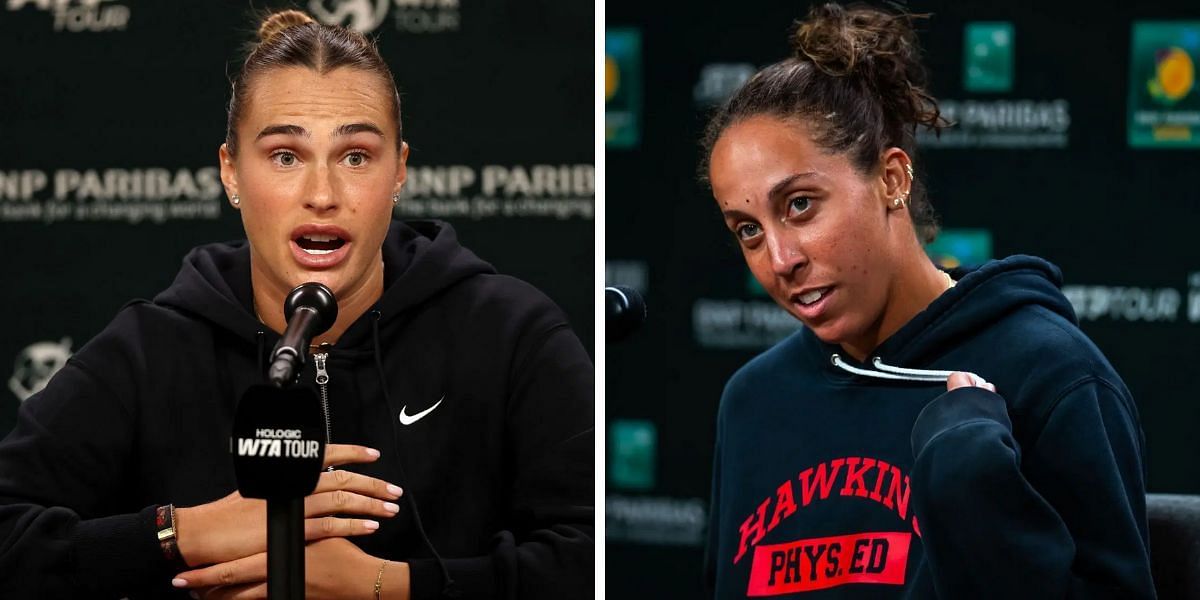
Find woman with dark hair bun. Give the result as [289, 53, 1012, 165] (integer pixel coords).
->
[0, 9, 593, 599]
[702, 4, 1153, 598]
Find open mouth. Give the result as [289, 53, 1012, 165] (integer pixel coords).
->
[796, 287, 832, 306]
[294, 233, 346, 255]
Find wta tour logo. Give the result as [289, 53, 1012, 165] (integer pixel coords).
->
[307, 0, 460, 34]
[4, 0, 130, 32]
[8, 338, 71, 402]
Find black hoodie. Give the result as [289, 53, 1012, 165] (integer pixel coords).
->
[705, 256, 1154, 599]
[0, 220, 594, 599]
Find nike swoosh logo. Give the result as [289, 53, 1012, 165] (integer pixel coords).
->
[398, 396, 444, 425]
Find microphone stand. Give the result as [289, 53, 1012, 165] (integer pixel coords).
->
[234, 282, 336, 600]
[267, 495, 305, 600]
[265, 346, 310, 600]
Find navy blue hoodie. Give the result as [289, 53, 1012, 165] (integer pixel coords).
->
[0, 220, 594, 599]
[705, 256, 1154, 599]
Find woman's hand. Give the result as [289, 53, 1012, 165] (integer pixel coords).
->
[173, 538, 411, 600]
[175, 444, 404, 567]
[946, 371, 996, 393]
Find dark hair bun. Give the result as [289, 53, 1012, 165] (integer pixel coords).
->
[791, 3, 945, 133]
[258, 9, 315, 44]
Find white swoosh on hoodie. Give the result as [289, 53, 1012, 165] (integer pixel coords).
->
[398, 396, 444, 425]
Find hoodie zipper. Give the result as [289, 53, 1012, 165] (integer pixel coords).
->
[313, 351, 333, 470]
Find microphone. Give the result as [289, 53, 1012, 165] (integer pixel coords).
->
[606, 285, 647, 343]
[268, 283, 338, 387]
[231, 384, 325, 500]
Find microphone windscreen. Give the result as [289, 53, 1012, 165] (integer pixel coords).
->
[232, 384, 326, 500]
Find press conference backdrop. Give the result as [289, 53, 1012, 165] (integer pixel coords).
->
[607, 1, 1199, 596]
[0, 0, 593, 434]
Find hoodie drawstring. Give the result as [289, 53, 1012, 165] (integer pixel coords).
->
[830, 354, 954, 382]
[372, 311, 460, 598]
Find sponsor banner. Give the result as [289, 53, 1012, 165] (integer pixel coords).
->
[693, 299, 801, 350]
[609, 419, 656, 490]
[5, 0, 131, 32]
[920, 21, 1071, 148]
[0, 168, 223, 224]
[925, 229, 994, 269]
[694, 63, 756, 107]
[1128, 22, 1200, 148]
[1063, 272, 1200, 324]
[606, 494, 707, 546]
[307, 0, 461, 34]
[963, 22, 1014, 93]
[8, 338, 72, 403]
[747, 532, 911, 596]
[606, 28, 642, 149]
[916, 99, 1070, 148]
[395, 164, 594, 220]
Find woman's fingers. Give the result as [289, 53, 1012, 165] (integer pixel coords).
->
[321, 444, 381, 469]
[303, 516, 382, 540]
[174, 552, 267, 590]
[946, 371, 996, 393]
[303, 490, 402, 519]
[312, 468, 402, 500]
[196, 583, 268, 600]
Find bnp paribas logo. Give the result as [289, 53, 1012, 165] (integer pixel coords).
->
[8, 338, 72, 402]
[1129, 22, 1200, 148]
[963, 22, 1014, 93]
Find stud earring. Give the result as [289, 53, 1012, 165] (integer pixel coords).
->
[231, 194, 240, 207]
[392, 192, 401, 205]
[893, 196, 906, 209]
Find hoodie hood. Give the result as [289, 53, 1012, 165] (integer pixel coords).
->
[815, 255, 1078, 375]
[153, 220, 496, 348]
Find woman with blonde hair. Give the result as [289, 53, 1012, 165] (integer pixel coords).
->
[0, 10, 593, 599]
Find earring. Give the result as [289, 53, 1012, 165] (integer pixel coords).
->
[893, 196, 906, 209]
[231, 194, 240, 207]
[906, 163, 914, 180]
[392, 192, 401, 205]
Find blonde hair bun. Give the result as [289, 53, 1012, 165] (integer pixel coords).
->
[257, 9, 315, 44]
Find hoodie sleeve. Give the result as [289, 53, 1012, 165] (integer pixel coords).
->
[406, 318, 594, 600]
[0, 315, 173, 598]
[909, 380, 1155, 599]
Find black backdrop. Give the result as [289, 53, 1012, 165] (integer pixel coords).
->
[0, 1, 594, 433]
[607, 1, 1200, 597]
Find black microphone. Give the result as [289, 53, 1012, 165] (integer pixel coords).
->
[606, 285, 647, 343]
[231, 382, 325, 599]
[268, 283, 338, 387]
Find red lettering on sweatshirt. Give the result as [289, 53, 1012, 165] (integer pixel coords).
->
[732, 457, 920, 565]
[746, 531, 911, 596]
[766, 480, 797, 531]
[839, 457, 875, 499]
[797, 458, 845, 506]
[735, 498, 772, 564]
[882, 465, 911, 520]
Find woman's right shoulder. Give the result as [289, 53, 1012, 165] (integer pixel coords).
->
[70, 300, 212, 371]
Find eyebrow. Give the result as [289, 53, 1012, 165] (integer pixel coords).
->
[255, 122, 386, 141]
[720, 171, 820, 218]
[767, 172, 819, 199]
